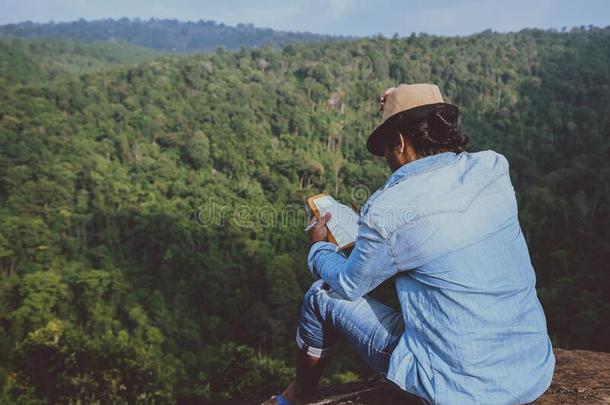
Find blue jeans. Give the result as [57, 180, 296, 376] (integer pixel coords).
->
[296, 279, 405, 375]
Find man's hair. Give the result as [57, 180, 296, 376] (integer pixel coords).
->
[390, 110, 469, 157]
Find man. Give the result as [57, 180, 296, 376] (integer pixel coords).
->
[264, 83, 555, 405]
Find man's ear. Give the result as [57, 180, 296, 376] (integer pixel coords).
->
[398, 132, 405, 154]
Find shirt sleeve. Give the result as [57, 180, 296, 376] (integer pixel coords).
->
[307, 217, 398, 301]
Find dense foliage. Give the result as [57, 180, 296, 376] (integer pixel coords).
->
[0, 18, 341, 52]
[0, 25, 609, 403]
[0, 37, 160, 86]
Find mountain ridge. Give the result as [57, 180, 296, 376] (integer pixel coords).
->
[0, 17, 348, 52]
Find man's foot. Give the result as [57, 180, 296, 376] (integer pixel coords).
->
[261, 381, 319, 405]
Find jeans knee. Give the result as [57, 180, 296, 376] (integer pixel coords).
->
[303, 279, 329, 312]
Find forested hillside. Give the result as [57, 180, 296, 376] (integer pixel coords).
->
[0, 18, 340, 52]
[0, 26, 609, 403]
[0, 37, 160, 85]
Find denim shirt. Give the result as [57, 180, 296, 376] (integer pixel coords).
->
[308, 151, 555, 404]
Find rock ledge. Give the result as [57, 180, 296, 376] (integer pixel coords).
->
[307, 349, 610, 404]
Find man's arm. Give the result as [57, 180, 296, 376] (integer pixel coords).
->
[307, 216, 398, 301]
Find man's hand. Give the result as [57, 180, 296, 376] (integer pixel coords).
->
[308, 212, 331, 244]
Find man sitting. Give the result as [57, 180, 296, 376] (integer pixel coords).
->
[264, 83, 555, 405]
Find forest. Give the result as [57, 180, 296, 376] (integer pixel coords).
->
[0, 18, 340, 52]
[0, 24, 609, 403]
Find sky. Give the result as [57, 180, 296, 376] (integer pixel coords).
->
[0, 0, 608, 37]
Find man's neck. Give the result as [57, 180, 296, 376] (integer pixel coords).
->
[384, 151, 458, 188]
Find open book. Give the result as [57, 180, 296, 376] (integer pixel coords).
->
[307, 193, 359, 250]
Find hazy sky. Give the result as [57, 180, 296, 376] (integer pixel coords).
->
[0, 0, 608, 37]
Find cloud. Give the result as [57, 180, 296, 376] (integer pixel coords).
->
[325, 0, 358, 18]
[212, 0, 362, 34]
[409, 0, 555, 35]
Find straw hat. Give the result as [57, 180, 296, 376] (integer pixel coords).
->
[367, 83, 459, 156]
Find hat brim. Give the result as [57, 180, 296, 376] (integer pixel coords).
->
[367, 103, 459, 156]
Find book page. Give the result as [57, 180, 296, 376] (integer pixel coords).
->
[312, 195, 359, 248]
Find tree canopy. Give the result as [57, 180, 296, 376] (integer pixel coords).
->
[0, 25, 609, 403]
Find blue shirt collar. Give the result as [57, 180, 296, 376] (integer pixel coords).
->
[383, 151, 459, 188]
